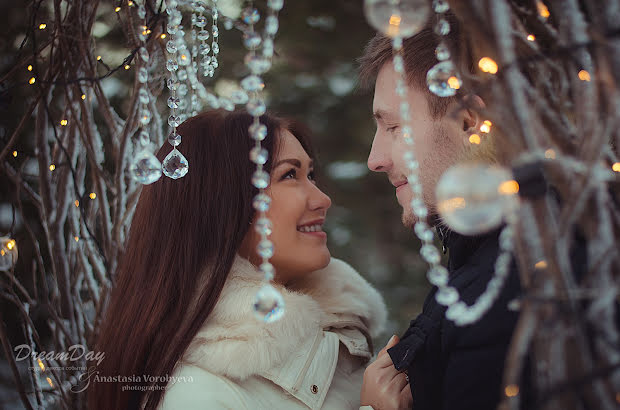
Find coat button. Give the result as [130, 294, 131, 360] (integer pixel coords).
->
[311, 385, 319, 394]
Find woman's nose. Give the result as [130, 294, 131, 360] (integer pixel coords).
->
[308, 183, 331, 212]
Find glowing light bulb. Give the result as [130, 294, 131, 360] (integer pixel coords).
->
[46, 377, 53, 387]
[498, 180, 519, 195]
[478, 57, 498, 74]
[505, 384, 519, 397]
[527, 34, 535, 41]
[578, 70, 591, 82]
[39, 23, 47, 29]
[49, 164, 55, 171]
[535, 260, 547, 269]
[89, 192, 96, 199]
[160, 33, 167, 39]
[81, 94, 86, 100]
[74, 200, 80, 207]
[12, 151, 17, 157]
[27, 65, 33, 71]
[545, 149, 556, 159]
[447, 76, 461, 89]
[74, 236, 79, 242]
[469, 134, 481, 145]
[537, 1, 550, 19]
[124, 64, 130, 70]
[612, 162, 620, 172]
[115, 6, 121, 12]
[60, 119, 68, 126]
[38, 359, 45, 371]
[96, 55, 102, 61]
[29, 77, 36, 84]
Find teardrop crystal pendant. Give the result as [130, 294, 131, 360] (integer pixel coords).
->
[363, 0, 430, 38]
[427, 60, 462, 97]
[162, 147, 189, 179]
[253, 284, 285, 322]
[130, 150, 163, 185]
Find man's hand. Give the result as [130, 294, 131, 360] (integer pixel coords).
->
[360, 335, 413, 410]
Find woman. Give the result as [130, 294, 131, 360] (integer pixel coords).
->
[87, 110, 387, 410]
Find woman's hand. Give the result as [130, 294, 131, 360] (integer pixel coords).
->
[360, 335, 412, 410]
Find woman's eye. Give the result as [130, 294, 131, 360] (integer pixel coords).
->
[282, 169, 296, 180]
[308, 171, 316, 182]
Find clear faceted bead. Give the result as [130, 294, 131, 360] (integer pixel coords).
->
[436, 286, 459, 306]
[249, 123, 267, 141]
[420, 244, 441, 264]
[167, 77, 179, 90]
[139, 129, 150, 147]
[432, 0, 450, 13]
[245, 54, 272, 74]
[162, 148, 189, 179]
[435, 42, 450, 61]
[178, 83, 188, 97]
[255, 217, 273, 236]
[138, 67, 148, 83]
[139, 47, 149, 62]
[166, 59, 179, 72]
[250, 147, 268, 165]
[265, 15, 279, 35]
[257, 239, 274, 258]
[166, 40, 178, 54]
[139, 109, 151, 125]
[224, 19, 233, 30]
[167, 96, 180, 109]
[414, 222, 434, 242]
[241, 75, 264, 92]
[436, 163, 518, 235]
[267, 0, 284, 11]
[252, 170, 270, 188]
[212, 26, 219, 37]
[130, 150, 162, 185]
[196, 15, 207, 28]
[231, 90, 249, 104]
[197, 29, 210, 41]
[246, 98, 266, 116]
[427, 265, 449, 286]
[168, 130, 181, 146]
[177, 69, 188, 81]
[364, 0, 430, 38]
[434, 18, 450, 36]
[168, 115, 181, 127]
[219, 97, 234, 111]
[446, 301, 467, 321]
[243, 32, 262, 49]
[199, 43, 211, 55]
[262, 38, 274, 57]
[253, 193, 271, 212]
[138, 5, 146, 18]
[138, 88, 150, 104]
[212, 42, 220, 54]
[253, 284, 285, 323]
[259, 262, 275, 281]
[241, 7, 260, 24]
[426, 60, 462, 97]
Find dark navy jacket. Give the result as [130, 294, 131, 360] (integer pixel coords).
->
[387, 227, 528, 410]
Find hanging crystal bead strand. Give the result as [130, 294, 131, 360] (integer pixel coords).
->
[248, 0, 285, 323]
[426, 0, 462, 97]
[203, 0, 219, 78]
[129, 0, 163, 185]
[162, 0, 189, 179]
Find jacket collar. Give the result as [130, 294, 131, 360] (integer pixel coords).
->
[180, 255, 387, 383]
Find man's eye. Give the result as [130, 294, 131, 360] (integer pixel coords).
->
[387, 125, 399, 133]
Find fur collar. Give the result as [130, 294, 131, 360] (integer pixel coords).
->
[180, 255, 387, 381]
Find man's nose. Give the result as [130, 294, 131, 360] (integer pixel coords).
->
[367, 132, 392, 172]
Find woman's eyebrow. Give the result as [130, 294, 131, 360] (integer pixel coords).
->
[273, 158, 314, 169]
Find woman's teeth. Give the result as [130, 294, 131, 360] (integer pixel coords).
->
[297, 224, 322, 233]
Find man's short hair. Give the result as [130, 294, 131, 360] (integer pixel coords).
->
[358, 12, 474, 119]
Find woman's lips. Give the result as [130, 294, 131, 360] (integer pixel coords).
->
[298, 230, 327, 238]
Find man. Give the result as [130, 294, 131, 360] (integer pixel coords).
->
[357, 17, 527, 410]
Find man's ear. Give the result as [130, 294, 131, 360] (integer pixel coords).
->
[460, 94, 486, 133]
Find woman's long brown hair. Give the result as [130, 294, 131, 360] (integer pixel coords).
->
[87, 110, 314, 410]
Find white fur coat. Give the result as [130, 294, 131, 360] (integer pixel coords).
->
[159, 255, 387, 409]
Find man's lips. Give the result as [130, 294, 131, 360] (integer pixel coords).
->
[395, 182, 408, 193]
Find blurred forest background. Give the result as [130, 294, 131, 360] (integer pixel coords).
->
[0, 1, 435, 407]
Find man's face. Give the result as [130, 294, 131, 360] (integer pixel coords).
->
[368, 61, 467, 228]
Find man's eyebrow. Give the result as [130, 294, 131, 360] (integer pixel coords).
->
[373, 109, 392, 122]
[272, 158, 314, 169]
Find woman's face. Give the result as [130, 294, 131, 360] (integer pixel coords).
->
[241, 129, 332, 284]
